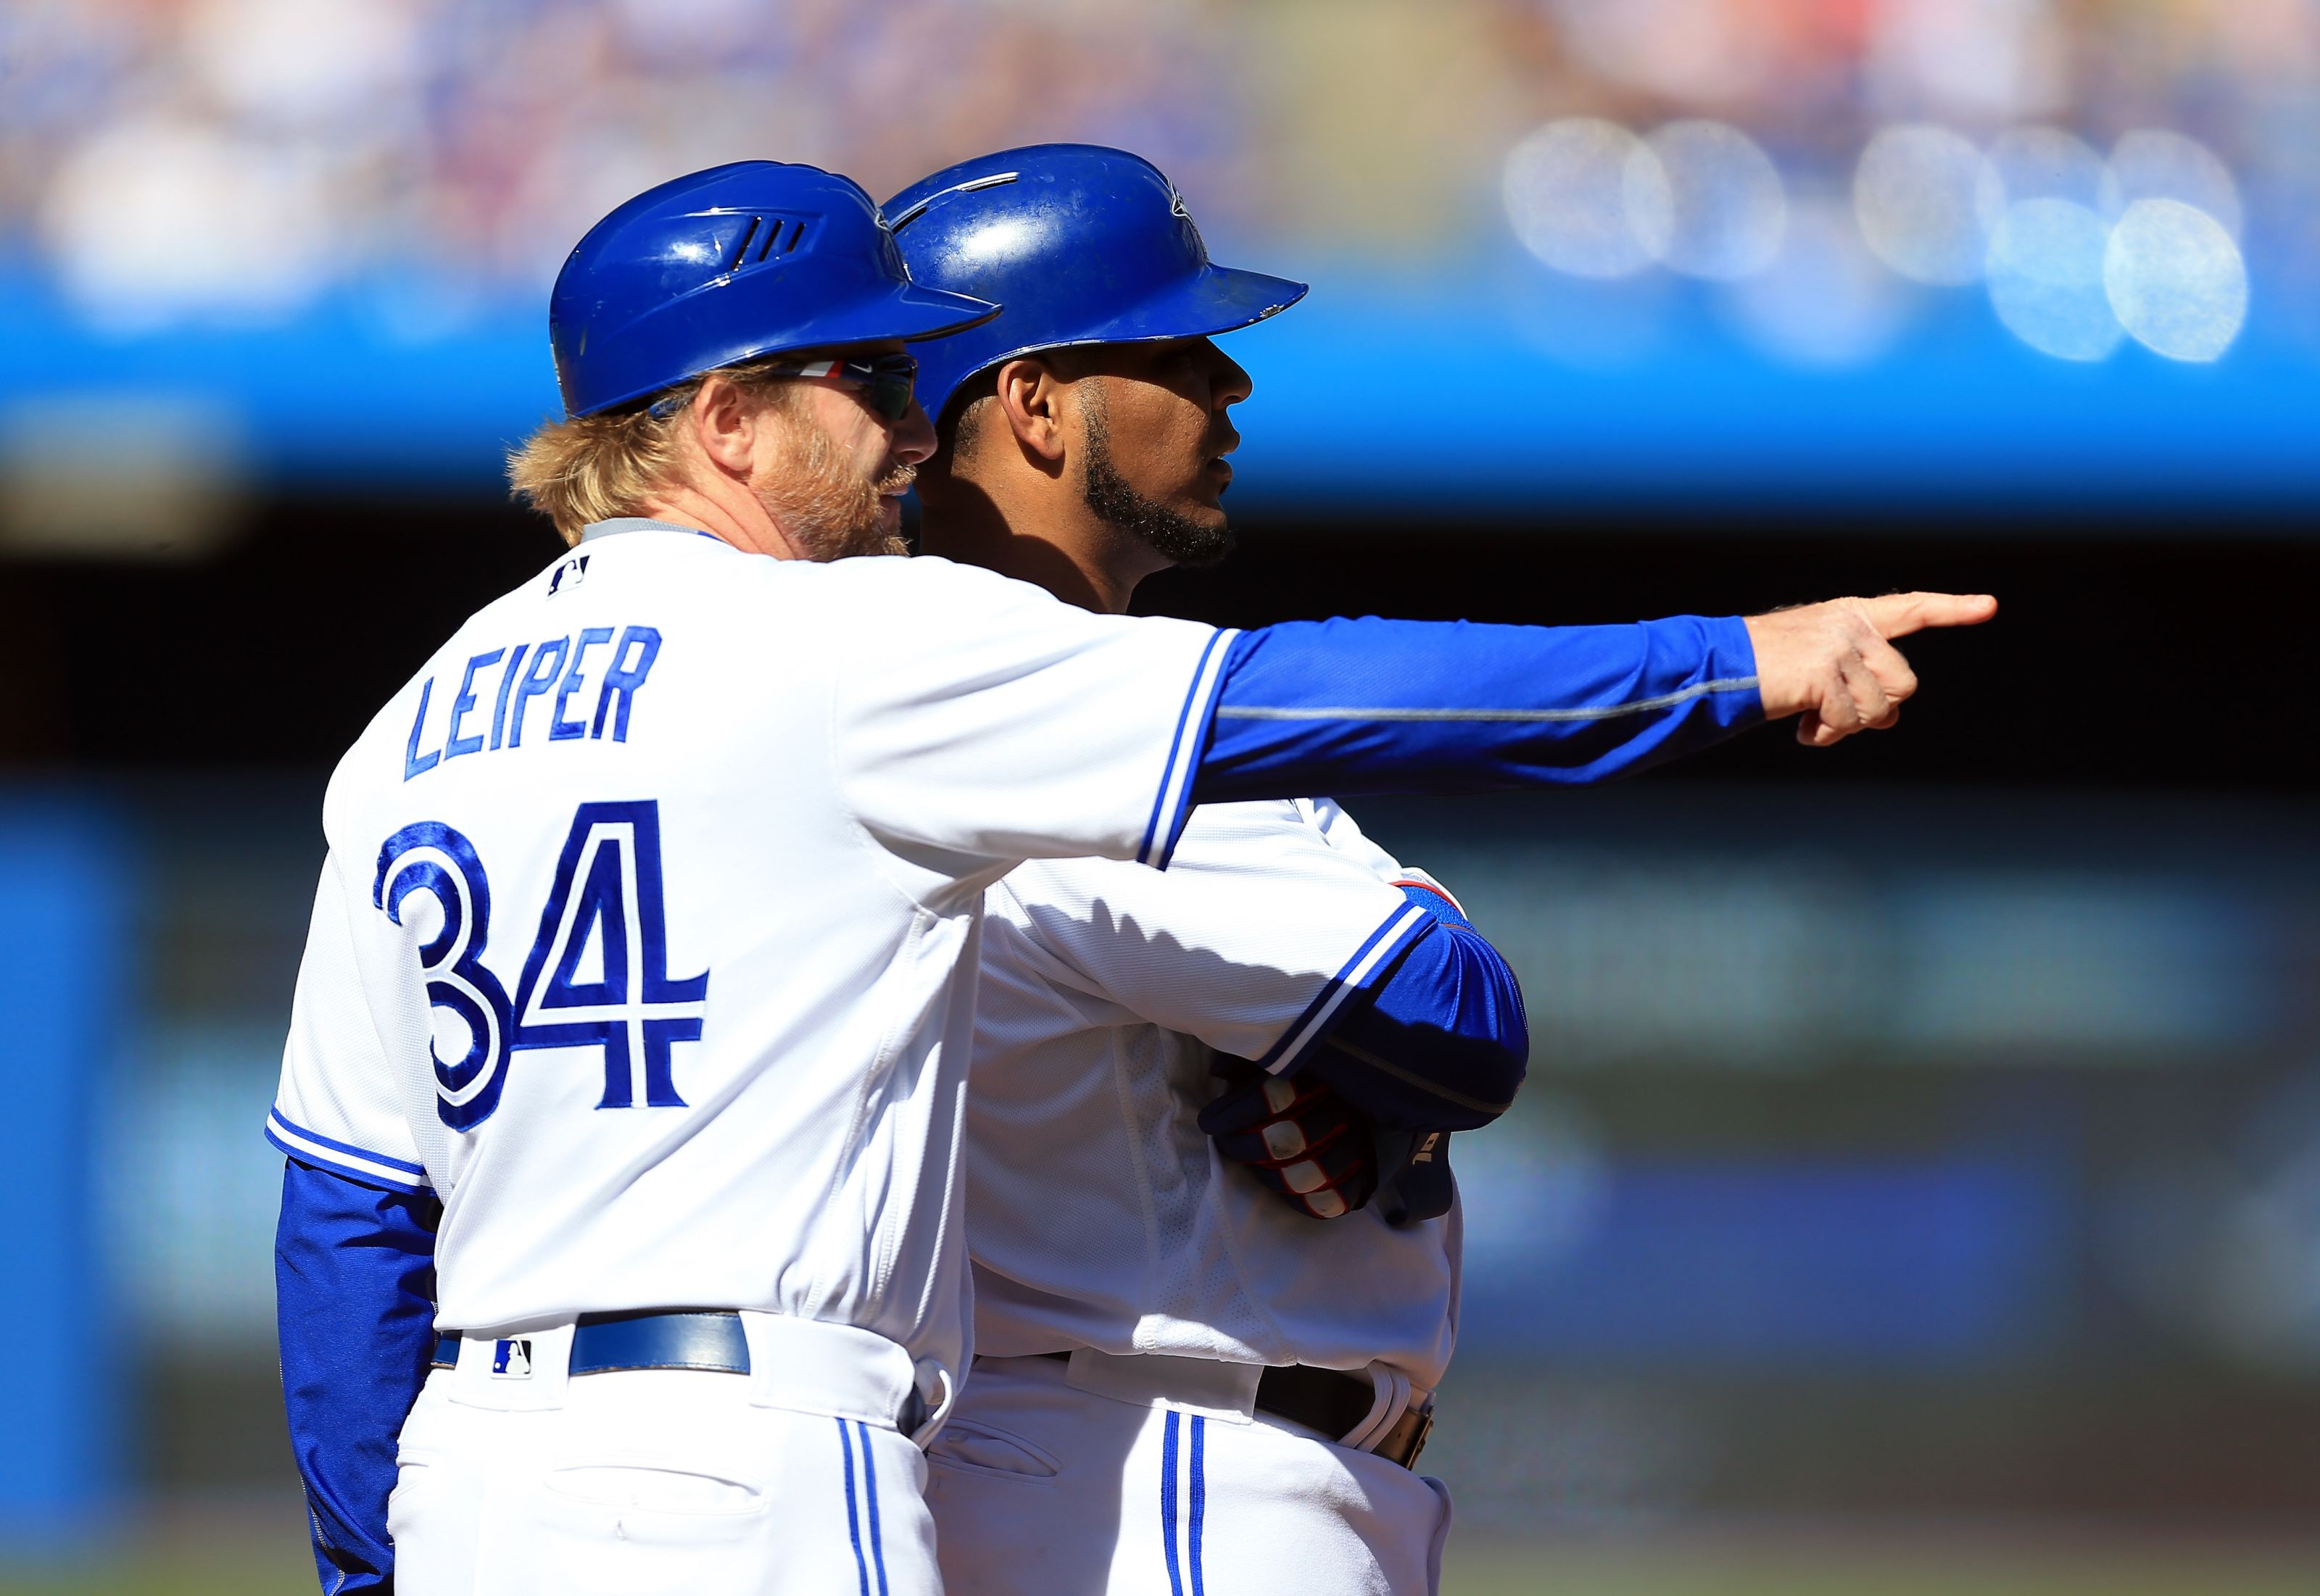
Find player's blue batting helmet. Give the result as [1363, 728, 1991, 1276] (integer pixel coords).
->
[883, 144, 1308, 428]
[550, 161, 1000, 417]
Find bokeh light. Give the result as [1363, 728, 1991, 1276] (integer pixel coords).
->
[1986, 197, 2124, 361]
[1641, 120, 1786, 281]
[1504, 118, 1667, 279]
[1986, 125, 2121, 214]
[2106, 199, 2250, 363]
[38, 118, 338, 328]
[2112, 129, 2245, 240]
[1726, 198, 1908, 368]
[1854, 125, 2003, 286]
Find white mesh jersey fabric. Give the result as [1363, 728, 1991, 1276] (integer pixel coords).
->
[966, 799, 1462, 1387]
[265, 526, 1227, 1379]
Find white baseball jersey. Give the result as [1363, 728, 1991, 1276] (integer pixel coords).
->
[965, 797, 1462, 1389]
[266, 521, 1236, 1379]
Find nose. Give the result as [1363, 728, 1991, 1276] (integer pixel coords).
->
[1206, 341, 1253, 410]
[892, 398, 937, 466]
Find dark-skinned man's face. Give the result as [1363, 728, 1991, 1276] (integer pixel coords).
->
[1072, 336, 1252, 569]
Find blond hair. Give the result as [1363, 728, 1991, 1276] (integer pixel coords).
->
[507, 360, 808, 546]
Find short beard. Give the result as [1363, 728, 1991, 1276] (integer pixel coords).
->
[752, 406, 911, 562]
[1079, 394, 1233, 570]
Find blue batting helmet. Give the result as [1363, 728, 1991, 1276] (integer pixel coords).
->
[550, 161, 1000, 417]
[883, 144, 1308, 428]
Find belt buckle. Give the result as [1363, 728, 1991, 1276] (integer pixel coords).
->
[1377, 1400, 1435, 1469]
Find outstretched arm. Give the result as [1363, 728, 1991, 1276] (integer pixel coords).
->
[1193, 594, 1997, 805]
[835, 559, 1991, 873]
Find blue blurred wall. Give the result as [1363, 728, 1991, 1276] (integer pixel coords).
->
[0, 799, 130, 1543]
[4, 270, 2314, 513]
[1461, 1153, 2069, 1367]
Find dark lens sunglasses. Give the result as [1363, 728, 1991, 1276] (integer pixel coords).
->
[647, 353, 919, 424]
[772, 352, 919, 423]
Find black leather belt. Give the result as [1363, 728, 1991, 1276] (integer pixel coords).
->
[433, 1309, 750, 1376]
[1024, 1352, 1434, 1469]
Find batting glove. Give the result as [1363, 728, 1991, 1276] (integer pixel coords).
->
[1198, 1066, 1376, 1220]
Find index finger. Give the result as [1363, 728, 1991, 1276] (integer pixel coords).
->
[1860, 591, 1999, 639]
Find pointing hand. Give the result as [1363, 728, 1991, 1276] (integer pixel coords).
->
[1744, 592, 1998, 747]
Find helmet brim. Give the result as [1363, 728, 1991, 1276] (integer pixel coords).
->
[1073, 263, 1310, 347]
[833, 280, 1003, 347]
[923, 263, 1309, 425]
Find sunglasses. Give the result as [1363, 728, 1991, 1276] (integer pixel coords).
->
[647, 353, 919, 424]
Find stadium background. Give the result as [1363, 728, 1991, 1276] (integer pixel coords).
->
[4, 1, 2319, 1591]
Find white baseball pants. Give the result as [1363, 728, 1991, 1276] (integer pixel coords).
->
[389, 1317, 940, 1595]
[926, 1353, 1452, 1595]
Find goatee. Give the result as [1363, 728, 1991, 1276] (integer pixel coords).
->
[1080, 402, 1233, 570]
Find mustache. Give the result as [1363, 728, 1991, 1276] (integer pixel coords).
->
[876, 460, 917, 495]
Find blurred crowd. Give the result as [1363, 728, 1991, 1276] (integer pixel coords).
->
[0, 0, 1248, 327]
[1486, 0, 2319, 362]
[2, 0, 2316, 357]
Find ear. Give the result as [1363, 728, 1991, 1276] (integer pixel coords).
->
[990, 357, 1072, 466]
[689, 375, 758, 477]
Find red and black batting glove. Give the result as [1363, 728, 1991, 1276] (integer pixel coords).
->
[1198, 1063, 1376, 1220]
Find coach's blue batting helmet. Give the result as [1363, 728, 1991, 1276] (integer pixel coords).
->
[550, 161, 1000, 417]
[883, 144, 1308, 428]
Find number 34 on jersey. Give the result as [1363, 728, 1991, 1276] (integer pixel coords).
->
[373, 800, 709, 1129]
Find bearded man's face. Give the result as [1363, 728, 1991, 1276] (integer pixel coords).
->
[1070, 338, 1251, 570]
[752, 367, 923, 561]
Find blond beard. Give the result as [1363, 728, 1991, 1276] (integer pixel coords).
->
[752, 411, 911, 562]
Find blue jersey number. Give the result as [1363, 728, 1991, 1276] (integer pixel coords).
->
[374, 800, 709, 1129]
[374, 823, 515, 1130]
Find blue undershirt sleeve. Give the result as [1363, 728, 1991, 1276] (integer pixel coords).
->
[1303, 885, 1529, 1132]
[276, 1156, 441, 1595]
[1190, 613, 1760, 805]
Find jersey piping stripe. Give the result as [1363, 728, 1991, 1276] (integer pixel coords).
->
[265, 1110, 433, 1194]
[1161, 1410, 1185, 1596]
[1254, 901, 1434, 1075]
[1138, 628, 1239, 870]
[856, 1420, 890, 1596]
[1213, 675, 1759, 723]
[1188, 1414, 1208, 1596]
[838, 1418, 872, 1596]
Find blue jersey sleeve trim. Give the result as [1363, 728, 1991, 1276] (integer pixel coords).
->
[1137, 628, 1238, 870]
[1254, 899, 1436, 1075]
[266, 1109, 432, 1194]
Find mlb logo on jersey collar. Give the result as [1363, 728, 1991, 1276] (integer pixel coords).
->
[492, 1338, 534, 1378]
[548, 554, 589, 597]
